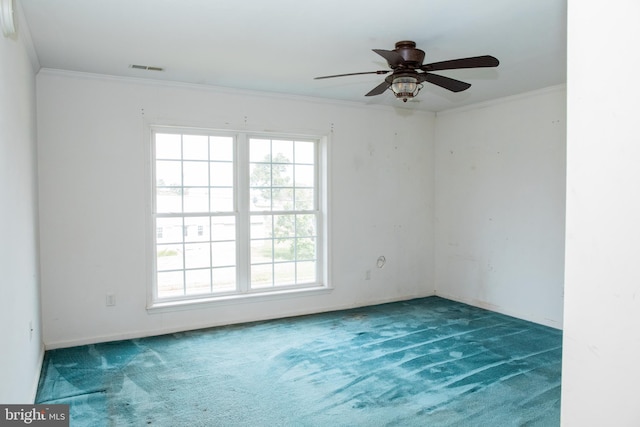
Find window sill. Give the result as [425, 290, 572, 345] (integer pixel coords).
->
[146, 285, 333, 314]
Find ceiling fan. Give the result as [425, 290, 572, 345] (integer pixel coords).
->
[315, 41, 499, 102]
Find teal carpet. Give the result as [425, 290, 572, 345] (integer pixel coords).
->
[36, 297, 562, 426]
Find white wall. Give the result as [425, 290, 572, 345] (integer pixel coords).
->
[434, 87, 566, 328]
[0, 5, 43, 402]
[562, 0, 640, 425]
[37, 71, 436, 348]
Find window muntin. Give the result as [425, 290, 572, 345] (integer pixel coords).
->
[152, 129, 322, 302]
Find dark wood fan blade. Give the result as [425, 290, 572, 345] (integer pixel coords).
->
[365, 81, 391, 97]
[314, 70, 389, 80]
[421, 73, 471, 92]
[372, 49, 405, 67]
[421, 55, 499, 72]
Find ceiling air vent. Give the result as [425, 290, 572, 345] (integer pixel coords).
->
[129, 64, 164, 72]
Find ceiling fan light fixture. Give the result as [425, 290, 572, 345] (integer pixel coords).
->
[391, 76, 421, 102]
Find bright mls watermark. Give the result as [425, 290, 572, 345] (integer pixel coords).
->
[0, 405, 68, 426]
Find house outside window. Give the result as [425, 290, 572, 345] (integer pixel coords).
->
[151, 128, 326, 304]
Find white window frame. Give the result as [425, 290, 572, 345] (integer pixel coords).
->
[147, 126, 331, 311]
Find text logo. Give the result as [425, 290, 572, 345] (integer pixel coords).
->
[0, 405, 69, 426]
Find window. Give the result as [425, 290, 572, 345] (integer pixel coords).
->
[151, 128, 325, 304]
[249, 138, 318, 288]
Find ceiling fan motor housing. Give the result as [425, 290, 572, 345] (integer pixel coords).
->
[394, 41, 425, 67]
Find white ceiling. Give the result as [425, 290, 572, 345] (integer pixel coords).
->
[19, 0, 566, 112]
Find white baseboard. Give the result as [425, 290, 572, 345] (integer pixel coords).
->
[435, 292, 563, 330]
[44, 292, 437, 350]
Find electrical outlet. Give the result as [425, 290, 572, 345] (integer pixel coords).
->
[106, 293, 116, 307]
[365, 270, 371, 280]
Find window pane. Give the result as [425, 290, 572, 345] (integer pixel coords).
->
[210, 188, 233, 212]
[184, 188, 209, 213]
[211, 162, 233, 186]
[156, 244, 183, 271]
[251, 239, 272, 264]
[274, 238, 295, 261]
[156, 189, 182, 213]
[272, 164, 293, 187]
[184, 242, 210, 269]
[294, 164, 314, 187]
[272, 188, 293, 210]
[250, 188, 271, 211]
[156, 217, 183, 244]
[273, 215, 295, 238]
[184, 217, 209, 242]
[295, 141, 315, 164]
[274, 262, 295, 285]
[296, 261, 316, 283]
[155, 134, 181, 160]
[250, 139, 271, 162]
[296, 238, 316, 260]
[186, 269, 211, 295]
[157, 271, 184, 298]
[212, 267, 236, 291]
[183, 135, 209, 160]
[212, 216, 235, 241]
[156, 160, 181, 187]
[296, 214, 316, 237]
[210, 136, 234, 161]
[250, 162, 271, 187]
[183, 161, 209, 186]
[251, 264, 273, 288]
[295, 189, 314, 210]
[272, 140, 293, 163]
[211, 241, 235, 267]
[250, 215, 272, 239]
